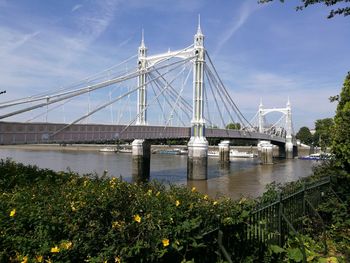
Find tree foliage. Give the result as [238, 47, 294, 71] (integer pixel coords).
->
[225, 122, 241, 130]
[314, 118, 334, 149]
[296, 126, 313, 145]
[331, 72, 350, 172]
[259, 0, 350, 18]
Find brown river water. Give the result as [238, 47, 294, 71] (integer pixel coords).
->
[0, 147, 317, 199]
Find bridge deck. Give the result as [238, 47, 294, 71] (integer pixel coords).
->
[0, 121, 286, 145]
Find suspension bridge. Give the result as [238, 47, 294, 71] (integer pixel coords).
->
[0, 21, 297, 180]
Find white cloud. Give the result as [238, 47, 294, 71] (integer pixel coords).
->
[213, 1, 260, 56]
[0, 27, 40, 56]
[72, 4, 83, 12]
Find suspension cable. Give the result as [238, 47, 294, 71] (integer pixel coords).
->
[0, 56, 194, 119]
[50, 56, 193, 137]
[205, 51, 253, 128]
[0, 54, 138, 107]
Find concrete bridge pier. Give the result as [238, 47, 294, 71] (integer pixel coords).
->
[278, 144, 286, 158]
[293, 145, 298, 158]
[258, 140, 274, 164]
[187, 137, 208, 180]
[285, 136, 294, 159]
[218, 140, 230, 163]
[132, 139, 151, 183]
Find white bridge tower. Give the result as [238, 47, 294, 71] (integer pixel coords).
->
[187, 19, 209, 180]
[257, 99, 295, 159]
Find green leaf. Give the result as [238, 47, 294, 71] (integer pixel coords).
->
[270, 244, 285, 254]
[287, 247, 304, 262]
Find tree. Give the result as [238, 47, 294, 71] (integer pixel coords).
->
[313, 118, 334, 150]
[331, 72, 350, 172]
[259, 0, 350, 18]
[296, 126, 313, 145]
[225, 122, 241, 130]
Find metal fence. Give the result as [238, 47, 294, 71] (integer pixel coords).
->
[219, 176, 332, 263]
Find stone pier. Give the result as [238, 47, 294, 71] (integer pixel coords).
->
[218, 140, 230, 163]
[187, 137, 208, 180]
[285, 136, 294, 159]
[132, 139, 151, 183]
[258, 140, 274, 164]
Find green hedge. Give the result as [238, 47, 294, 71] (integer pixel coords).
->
[0, 159, 254, 263]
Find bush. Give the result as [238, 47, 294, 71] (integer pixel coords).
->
[0, 159, 254, 263]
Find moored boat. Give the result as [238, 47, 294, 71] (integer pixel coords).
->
[99, 147, 117, 153]
[299, 153, 333, 160]
[118, 148, 132, 153]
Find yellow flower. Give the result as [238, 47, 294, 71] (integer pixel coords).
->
[60, 241, 72, 250]
[191, 187, 196, 192]
[51, 246, 60, 253]
[109, 178, 117, 188]
[83, 180, 89, 187]
[112, 221, 123, 229]
[21, 256, 28, 263]
[36, 255, 43, 262]
[239, 197, 247, 204]
[213, 201, 218, 205]
[156, 191, 160, 197]
[203, 195, 208, 200]
[162, 238, 170, 247]
[10, 208, 16, 217]
[175, 200, 181, 207]
[70, 202, 77, 212]
[134, 214, 141, 223]
[147, 189, 152, 196]
[115, 256, 121, 263]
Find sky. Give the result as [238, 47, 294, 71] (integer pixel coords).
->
[0, 0, 349, 130]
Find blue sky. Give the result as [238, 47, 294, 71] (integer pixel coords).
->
[0, 0, 349, 130]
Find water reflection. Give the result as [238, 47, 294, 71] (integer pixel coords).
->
[0, 148, 315, 199]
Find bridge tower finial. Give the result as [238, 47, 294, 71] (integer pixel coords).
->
[259, 98, 263, 108]
[197, 14, 202, 35]
[286, 96, 291, 108]
[258, 99, 264, 133]
[140, 28, 145, 48]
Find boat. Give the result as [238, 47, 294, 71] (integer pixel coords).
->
[208, 150, 255, 158]
[99, 147, 117, 153]
[178, 149, 188, 155]
[230, 150, 255, 158]
[158, 149, 181, 155]
[157, 148, 187, 155]
[118, 148, 132, 153]
[299, 153, 333, 160]
[208, 151, 219, 157]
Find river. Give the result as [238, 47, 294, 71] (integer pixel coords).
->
[0, 147, 316, 199]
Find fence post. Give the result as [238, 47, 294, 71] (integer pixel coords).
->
[278, 193, 283, 246]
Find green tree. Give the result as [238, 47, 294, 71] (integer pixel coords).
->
[331, 72, 350, 172]
[313, 118, 334, 150]
[258, 0, 350, 18]
[296, 126, 313, 145]
[225, 122, 241, 130]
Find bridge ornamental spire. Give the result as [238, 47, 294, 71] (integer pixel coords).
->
[285, 98, 294, 158]
[187, 19, 209, 180]
[258, 99, 264, 133]
[136, 30, 147, 125]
